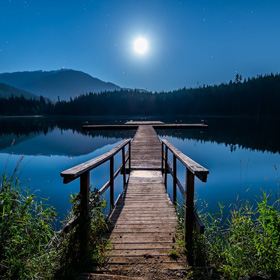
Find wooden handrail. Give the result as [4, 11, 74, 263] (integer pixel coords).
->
[166, 159, 205, 234]
[161, 139, 209, 261]
[61, 139, 131, 241]
[162, 139, 209, 182]
[61, 139, 131, 183]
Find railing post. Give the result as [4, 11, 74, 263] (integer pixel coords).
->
[129, 141, 131, 172]
[110, 157, 114, 210]
[122, 146, 126, 188]
[173, 155, 177, 205]
[164, 146, 168, 190]
[185, 168, 195, 264]
[161, 142, 164, 174]
[80, 171, 90, 218]
[80, 171, 90, 258]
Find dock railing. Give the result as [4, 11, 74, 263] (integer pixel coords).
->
[60, 139, 131, 236]
[161, 139, 209, 256]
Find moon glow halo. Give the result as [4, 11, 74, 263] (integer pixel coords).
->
[133, 37, 148, 54]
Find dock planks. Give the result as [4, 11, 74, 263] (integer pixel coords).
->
[130, 125, 162, 170]
[106, 170, 186, 271]
[82, 122, 208, 130]
[125, 121, 164, 125]
[104, 125, 187, 274]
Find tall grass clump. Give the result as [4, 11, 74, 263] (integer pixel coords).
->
[0, 169, 109, 280]
[0, 173, 58, 279]
[188, 192, 280, 279]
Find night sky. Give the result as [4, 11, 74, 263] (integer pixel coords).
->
[1, 0, 280, 91]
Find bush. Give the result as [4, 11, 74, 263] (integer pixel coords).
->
[0, 174, 58, 279]
[0, 173, 109, 280]
[192, 192, 280, 279]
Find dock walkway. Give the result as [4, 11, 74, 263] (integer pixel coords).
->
[61, 121, 209, 278]
[130, 125, 162, 170]
[106, 125, 186, 273]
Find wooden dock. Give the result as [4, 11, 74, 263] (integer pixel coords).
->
[105, 125, 183, 273]
[106, 170, 183, 272]
[61, 122, 209, 277]
[130, 125, 162, 170]
[82, 121, 208, 130]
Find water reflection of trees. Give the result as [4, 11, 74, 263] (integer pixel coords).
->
[0, 117, 136, 151]
[157, 118, 280, 154]
[0, 117, 279, 154]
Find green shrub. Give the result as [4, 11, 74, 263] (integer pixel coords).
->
[0, 172, 109, 280]
[0, 174, 58, 279]
[192, 192, 280, 279]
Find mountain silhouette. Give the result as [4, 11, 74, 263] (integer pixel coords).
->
[0, 69, 120, 100]
[0, 82, 39, 99]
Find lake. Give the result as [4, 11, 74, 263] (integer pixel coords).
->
[0, 116, 279, 229]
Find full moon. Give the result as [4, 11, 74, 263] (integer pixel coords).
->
[134, 37, 148, 54]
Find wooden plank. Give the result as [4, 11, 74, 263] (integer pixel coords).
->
[109, 248, 174, 257]
[109, 236, 175, 243]
[113, 221, 177, 226]
[106, 232, 176, 239]
[82, 273, 145, 279]
[111, 218, 177, 223]
[111, 228, 176, 233]
[82, 123, 208, 130]
[112, 243, 176, 250]
[111, 213, 176, 218]
[125, 121, 165, 125]
[82, 124, 138, 130]
[104, 262, 187, 270]
[117, 200, 171, 205]
[111, 210, 176, 216]
[107, 256, 186, 264]
[153, 123, 208, 129]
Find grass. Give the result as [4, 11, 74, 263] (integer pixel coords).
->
[169, 249, 180, 260]
[0, 173, 58, 279]
[179, 191, 280, 279]
[0, 171, 109, 280]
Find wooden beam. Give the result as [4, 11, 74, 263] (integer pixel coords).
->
[164, 146, 168, 190]
[122, 147, 126, 189]
[83, 125, 138, 130]
[79, 171, 90, 257]
[61, 139, 130, 183]
[173, 154, 177, 205]
[110, 157, 114, 211]
[162, 139, 209, 182]
[129, 141, 131, 172]
[80, 171, 90, 219]
[185, 169, 195, 264]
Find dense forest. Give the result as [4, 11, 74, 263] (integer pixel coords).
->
[1, 73, 280, 117]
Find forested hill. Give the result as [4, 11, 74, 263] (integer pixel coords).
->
[0, 69, 120, 100]
[0, 83, 39, 99]
[0, 73, 280, 117]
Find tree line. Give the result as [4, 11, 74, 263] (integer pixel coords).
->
[1, 73, 280, 117]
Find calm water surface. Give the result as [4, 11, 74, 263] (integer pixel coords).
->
[0, 116, 279, 228]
